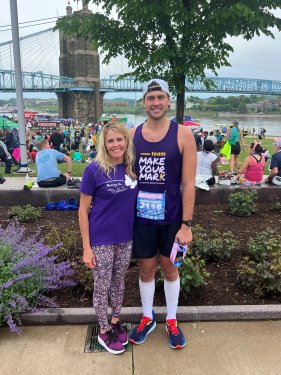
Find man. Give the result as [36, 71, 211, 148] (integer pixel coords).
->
[207, 130, 217, 146]
[266, 139, 281, 185]
[129, 79, 196, 349]
[49, 129, 63, 151]
[36, 139, 72, 187]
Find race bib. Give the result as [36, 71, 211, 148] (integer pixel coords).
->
[137, 190, 165, 220]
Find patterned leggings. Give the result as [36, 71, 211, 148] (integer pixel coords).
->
[92, 241, 132, 331]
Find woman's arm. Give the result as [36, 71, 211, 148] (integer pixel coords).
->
[211, 155, 220, 175]
[79, 193, 96, 269]
[239, 129, 246, 151]
[238, 156, 250, 175]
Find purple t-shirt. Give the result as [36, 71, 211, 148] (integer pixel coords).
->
[80, 162, 138, 246]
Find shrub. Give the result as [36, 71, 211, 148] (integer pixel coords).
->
[191, 224, 238, 261]
[271, 201, 281, 213]
[238, 229, 281, 296]
[156, 256, 209, 295]
[9, 204, 42, 223]
[0, 221, 75, 334]
[44, 224, 82, 263]
[228, 190, 258, 216]
[77, 269, 94, 294]
[179, 256, 210, 294]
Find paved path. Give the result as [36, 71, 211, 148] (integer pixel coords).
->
[1, 321, 281, 375]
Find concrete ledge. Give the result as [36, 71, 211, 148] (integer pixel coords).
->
[195, 184, 281, 204]
[1, 185, 280, 206]
[20, 305, 281, 326]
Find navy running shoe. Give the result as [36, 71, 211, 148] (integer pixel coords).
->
[166, 319, 186, 349]
[129, 315, 156, 344]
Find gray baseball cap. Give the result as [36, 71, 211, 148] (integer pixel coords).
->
[142, 79, 171, 98]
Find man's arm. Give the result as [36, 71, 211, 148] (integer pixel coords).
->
[176, 126, 197, 245]
[267, 154, 278, 181]
[63, 154, 72, 180]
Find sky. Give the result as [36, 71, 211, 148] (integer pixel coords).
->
[1, 0, 281, 100]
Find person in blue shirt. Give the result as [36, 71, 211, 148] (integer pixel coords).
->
[72, 149, 83, 163]
[36, 139, 72, 187]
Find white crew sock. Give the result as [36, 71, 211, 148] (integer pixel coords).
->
[164, 277, 180, 320]
[139, 278, 155, 320]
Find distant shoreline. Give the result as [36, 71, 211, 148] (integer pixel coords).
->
[217, 113, 281, 118]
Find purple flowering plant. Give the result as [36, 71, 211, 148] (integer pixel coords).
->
[0, 221, 75, 334]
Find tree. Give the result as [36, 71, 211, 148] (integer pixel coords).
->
[56, 1, 281, 123]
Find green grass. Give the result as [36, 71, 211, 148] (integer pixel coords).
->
[0, 150, 88, 178]
[0, 136, 275, 178]
[217, 136, 275, 172]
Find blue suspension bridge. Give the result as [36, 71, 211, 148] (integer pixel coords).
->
[1, 27, 281, 95]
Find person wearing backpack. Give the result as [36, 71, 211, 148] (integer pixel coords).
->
[227, 120, 246, 175]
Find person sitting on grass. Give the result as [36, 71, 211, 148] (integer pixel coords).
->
[36, 139, 72, 188]
[196, 140, 220, 186]
[72, 149, 83, 163]
[235, 142, 265, 185]
[30, 147, 37, 163]
[265, 139, 281, 185]
[88, 145, 96, 161]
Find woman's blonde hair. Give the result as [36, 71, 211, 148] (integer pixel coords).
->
[95, 122, 136, 179]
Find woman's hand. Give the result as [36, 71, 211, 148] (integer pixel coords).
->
[83, 247, 96, 269]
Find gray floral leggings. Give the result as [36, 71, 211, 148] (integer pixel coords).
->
[92, 241, 132, 331]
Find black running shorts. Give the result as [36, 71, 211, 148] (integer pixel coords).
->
[230, 142, 241, 155]
[133, 222, 182, 259]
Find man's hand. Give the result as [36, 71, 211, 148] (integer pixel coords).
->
[83, 247, 96, 269]
[175, 225, 193, 247]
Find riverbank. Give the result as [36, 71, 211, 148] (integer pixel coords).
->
[217, 112, 281, 118]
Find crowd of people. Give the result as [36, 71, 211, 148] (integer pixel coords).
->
[193, 120, 281, 188]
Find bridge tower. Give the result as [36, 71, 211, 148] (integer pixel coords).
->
[57, 2, 103, 123]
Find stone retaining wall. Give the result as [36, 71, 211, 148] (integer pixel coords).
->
[1, 185, 280, 207]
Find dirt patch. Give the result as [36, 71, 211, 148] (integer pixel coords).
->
[2, 203, 281, 307]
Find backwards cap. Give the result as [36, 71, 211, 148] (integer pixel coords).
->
[274, 138, 281, 148]
[142, 79, 171, 98]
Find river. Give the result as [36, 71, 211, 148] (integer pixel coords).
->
[123, 113, 281, 136]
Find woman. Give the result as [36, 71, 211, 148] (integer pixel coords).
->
[227, 120, 246, 174]
[196, 139, 220, 187]
[236, 142, 265, 185]
[79, 122, 138, 355]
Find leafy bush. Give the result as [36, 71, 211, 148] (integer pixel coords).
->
[179, 256, 210, 294]
[271, 201, 281, 213]
[77, 269, 94, 294]
[191, 224, 238, 261]
[228, 190, 258, 216]
[9, 204, 42, 223]
[238, 229, 281, 296]
[44, 224, 82, 263]
[0, 221, 75, 334]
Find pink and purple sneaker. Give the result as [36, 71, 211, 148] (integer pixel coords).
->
[98, 329, 125, 355]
